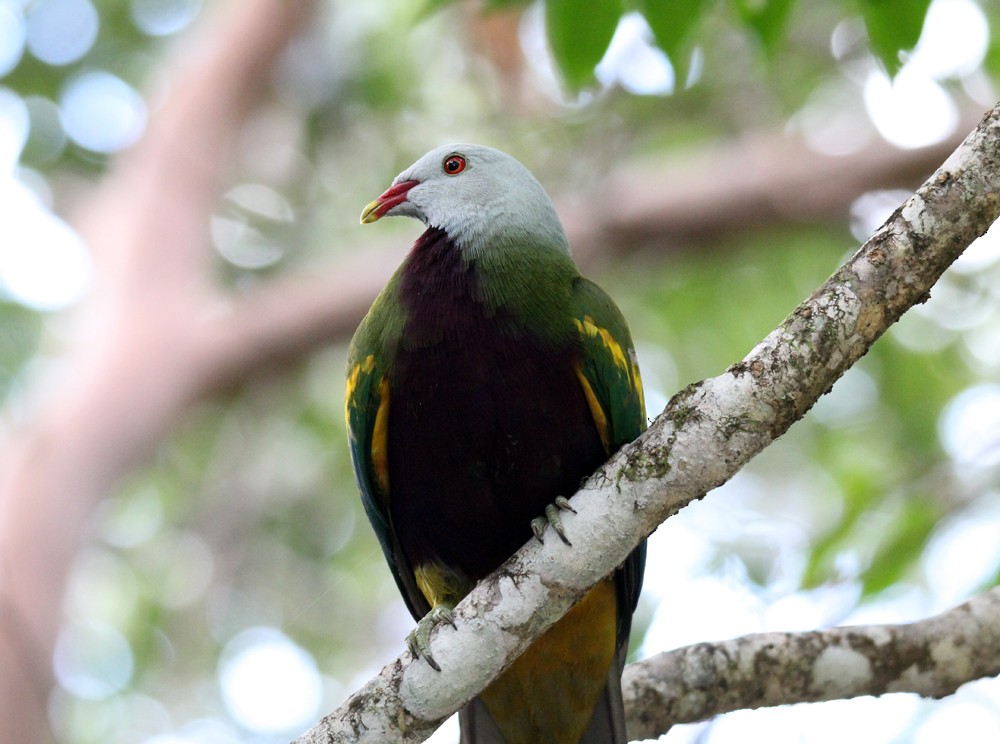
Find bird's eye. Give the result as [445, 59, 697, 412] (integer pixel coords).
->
[443, 155, 467, 176]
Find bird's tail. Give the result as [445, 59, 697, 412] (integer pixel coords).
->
[458, 643, 628, 744]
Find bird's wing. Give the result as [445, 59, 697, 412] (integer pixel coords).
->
[571, 276, 647, 642]
[571, 277, 646, 455]
[345, 345, 428, 619]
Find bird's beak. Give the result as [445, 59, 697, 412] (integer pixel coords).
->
[360, 180, 419, 224]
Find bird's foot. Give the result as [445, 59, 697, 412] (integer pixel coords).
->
[531, 496, 577, 546]
[406, 604, 456, 672]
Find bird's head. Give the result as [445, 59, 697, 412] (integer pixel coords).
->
[360, 144, 570, 256]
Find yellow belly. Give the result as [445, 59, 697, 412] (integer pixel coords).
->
[478, 578, 618, 744]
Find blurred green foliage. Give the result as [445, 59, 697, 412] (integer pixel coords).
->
[425, 0, 935, 87]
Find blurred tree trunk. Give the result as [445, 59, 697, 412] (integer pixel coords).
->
[0, 2, 317, 739]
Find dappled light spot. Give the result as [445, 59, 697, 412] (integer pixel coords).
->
[792, 79, 874, 157]
[25, 0, 97, 66]
[218, 627, 322, 735]
[211, 183, 294, 270]
[952, 218, 1000, 276]
[811, 366, 878, 428]
[848, 189, 913, 243]
[54, 620, 133, 700]
[919, 277, 994, 333]
[100, 485, 165, 550]
[60, 70, 146, 154]
[863, 69, 957, 149]
[520, 6, 681, 103]
[890, 311, 955, 355]
[824, 0, 987, 155]
[0, 2, 24, 76]
[0, 85, 27, 165]
[939, 384, 1000, 468]
[0, 174, 92, 310]
[910, 0, 988, 81]
[860, 0, 986, 150]
[65, 549, 141, 636]
[129, 0, 200, 37]
[924, 499, 1000, 608]
[595, 13, 675, 96]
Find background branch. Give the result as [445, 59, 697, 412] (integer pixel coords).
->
[623, 585, 1000, 738]
[567, 118, 975, 264]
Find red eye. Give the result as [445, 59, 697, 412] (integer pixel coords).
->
[443, 155, 466, 175]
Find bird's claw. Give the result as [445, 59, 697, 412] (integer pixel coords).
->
[406, 604, 456, 672]
[531, 496, 577, 546]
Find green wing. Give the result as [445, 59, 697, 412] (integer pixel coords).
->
[571, 276, 647, 643]
[571, 277, 646, 453]
[344, 286, 428, 619]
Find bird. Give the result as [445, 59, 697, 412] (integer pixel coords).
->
[345, 143, 646, 744]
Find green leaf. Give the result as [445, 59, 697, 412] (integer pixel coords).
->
[636, 0, 708, 81]
[733, 0, 796, 56]
[546, 0, 623, 90]
[860, 0, 932, 76]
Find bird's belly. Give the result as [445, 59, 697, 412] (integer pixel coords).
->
[387, 333, 605, 589]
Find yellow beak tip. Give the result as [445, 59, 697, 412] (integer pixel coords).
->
[360, 199, 382, 225]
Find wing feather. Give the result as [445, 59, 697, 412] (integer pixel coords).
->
[346, 350, 428, 618]
[571, 279, 646, 453]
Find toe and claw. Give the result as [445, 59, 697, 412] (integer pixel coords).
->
[531, 495, 577, 546]
[408, 496, 577, 671]
[406, 603, 456, 672]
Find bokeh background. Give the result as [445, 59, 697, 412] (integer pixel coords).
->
[2, 0, 1000, 742]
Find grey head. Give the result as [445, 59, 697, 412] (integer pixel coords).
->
[361, 143, 570, 257]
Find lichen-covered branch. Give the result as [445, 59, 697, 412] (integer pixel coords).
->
[296, 105, 1000, 743]
[623, 585, 1000, 738]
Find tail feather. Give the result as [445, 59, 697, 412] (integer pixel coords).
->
[458, 643, 628, 744]
[579, 643, 628, 744]
[458, 698, 505, 744]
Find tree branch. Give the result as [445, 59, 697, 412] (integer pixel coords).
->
[622, 585, 1000, 738]
[566, 114, 976, 264]
[294, 102, 1000, 743]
